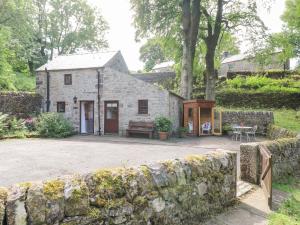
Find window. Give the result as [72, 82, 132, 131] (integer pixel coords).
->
[188, 108, 193, 117]
[138, 100, 148, 114]
[64, 74, 72, 85]
[57, 102, 65, 113]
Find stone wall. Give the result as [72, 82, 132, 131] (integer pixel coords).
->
[222, 111, 274, 134]
[267, 124, 298, 140]
[0, 151, 237, 225]
[240, 138, 300, 183]
[0, 92, 42, 117]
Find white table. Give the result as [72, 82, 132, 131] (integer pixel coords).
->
[232, 126, 253, 141]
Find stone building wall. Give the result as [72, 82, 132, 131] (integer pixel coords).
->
[0, 151, 237, 225]
[219, 54, 286, 77]
[0, 92, 42, 117]
[36, 66, 182, 135]
[36, 68, 100, 132]
[240, 138, 300, 183]
[222, 111, 274, 134]
[101, 68, 182, 136]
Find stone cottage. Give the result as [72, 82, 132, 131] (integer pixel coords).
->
[219, 52, 290, 77]
[36, 51, 183, 135]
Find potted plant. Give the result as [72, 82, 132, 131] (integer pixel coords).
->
[155, 116, 172, 141]
[222, 124, 233, 136]
[178, 127, 189, 138]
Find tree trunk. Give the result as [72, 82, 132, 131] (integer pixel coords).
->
[28, 60, 35, 75]
[181, 42, 192, 99]
[180, 0, 201, 100]
[205, 49, 216, 100]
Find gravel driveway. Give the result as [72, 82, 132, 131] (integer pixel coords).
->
[0, 135, 241, 187]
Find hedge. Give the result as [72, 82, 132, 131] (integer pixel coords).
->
[227, 70, 299, 79]
[0, 92, 42, 117]
[215, 91, 300, 109]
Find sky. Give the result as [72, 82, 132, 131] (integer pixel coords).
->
[89, 0, 286, 71]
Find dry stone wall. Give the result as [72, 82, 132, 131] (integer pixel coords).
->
[241, 138, 300, 183]
[0, 151, 237, 225]
[0, 92, 42, 117]
[222, 111, 274, 134]
[266, 124, 298, 140]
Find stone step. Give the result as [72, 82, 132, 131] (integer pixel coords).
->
[237, 181, 253, 197]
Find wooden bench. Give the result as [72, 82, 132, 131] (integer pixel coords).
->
[126, 121, 155, 139]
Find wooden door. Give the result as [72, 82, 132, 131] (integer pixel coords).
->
[104, 101, 119, 134]
[260, 145, 273, 209]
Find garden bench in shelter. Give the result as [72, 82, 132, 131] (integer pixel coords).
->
[126, 121, 155, 139]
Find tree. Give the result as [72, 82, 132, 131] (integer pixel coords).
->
[199, 0, 267, 100]
[139, 38, 168, 72]
[131, 0, 202, 99]
[281, 0, 300, 57]
[253, 0, 300, 70]
[36, 0, 109, 60]
[0, 0, 109, 84]
[0, 27, 16, 90]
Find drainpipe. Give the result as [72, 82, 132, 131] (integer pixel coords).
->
[97, 69, 102, 136]
[45, 68, 50, 112]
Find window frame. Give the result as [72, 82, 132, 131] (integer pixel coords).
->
[64, 74, 72, 85]
[138, 99, 148, 115]
[57, 102, 66, 113]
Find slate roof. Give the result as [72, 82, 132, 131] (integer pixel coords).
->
[221, 54, 250, 64]
[153, 61, 175, 70]
[131, 72, 176, 84]
[36, 51, 119, 71]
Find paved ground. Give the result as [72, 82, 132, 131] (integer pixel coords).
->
[204, 187, 289, 225]
[0, 135, 265, 187]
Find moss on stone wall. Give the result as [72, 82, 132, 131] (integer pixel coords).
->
[267, 124, 297, 140]
[1, 151, 237, 225]
[43, 179, 65, 200]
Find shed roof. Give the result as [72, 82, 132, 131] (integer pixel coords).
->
[36, 51, 119, 72]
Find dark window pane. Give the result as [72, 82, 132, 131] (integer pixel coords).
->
[138, 100, 148, 114]
[57, 102, 65, 113]
[188, 108, 193, 118]
[64, 74, 72, 85]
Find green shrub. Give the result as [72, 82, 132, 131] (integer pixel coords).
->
[155, 116, 172, 132]
[36, 113, 74, 138]
[178, 126, 188, 138]
[25, 117, 37, 131]
[7, 117, 26, 133]
[224, 75, 300, 93]
[222, 123, 233, 134]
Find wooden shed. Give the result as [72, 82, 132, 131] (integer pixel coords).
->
[183, 100, 222, 136]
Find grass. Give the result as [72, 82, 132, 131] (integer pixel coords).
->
[269, 177, 300, 225]
[273, 110, 300, 133]
[14, 73, 36, 92]
[217, 107, 300, 133]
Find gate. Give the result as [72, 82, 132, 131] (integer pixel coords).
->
[259, 145, 273, 208]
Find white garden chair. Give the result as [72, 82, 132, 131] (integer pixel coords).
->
[202, 122, 211, 134]
[246, 125, 258, 142]
[232, 125, 242, 141]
